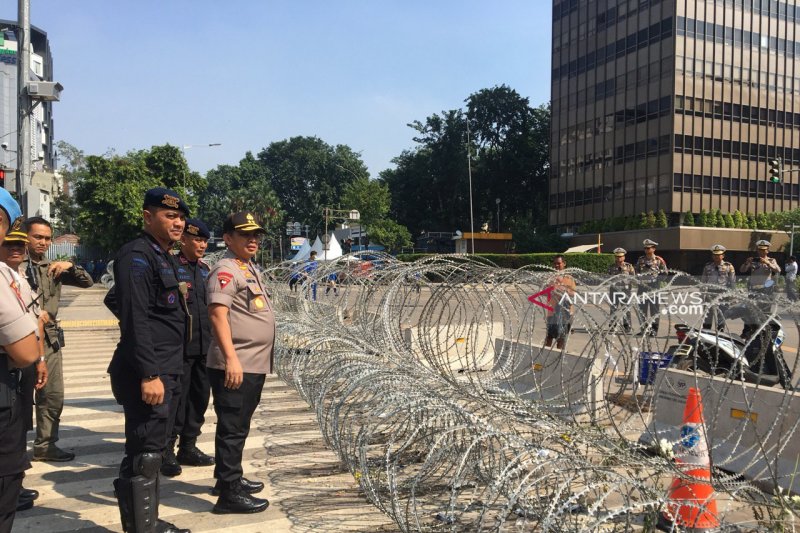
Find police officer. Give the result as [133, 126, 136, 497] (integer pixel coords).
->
[0, 190, 40, 533]
[1, 225, 48, 513]
[106, 188, 191, 533]
[740, 239, 781, 294]
[206, 212, 274, 514]
[700, 244, 736, 330]
[636, 239, 668, 336]
[21, 216, 93, 463]
[161, 219, 214, 477]
[607, 248, 635, 333]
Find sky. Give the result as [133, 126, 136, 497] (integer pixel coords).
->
[2, 1, 552, 177]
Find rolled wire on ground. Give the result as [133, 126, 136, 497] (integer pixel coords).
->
[266, 253, 800, 531]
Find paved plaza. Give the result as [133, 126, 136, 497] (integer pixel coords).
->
[12, 287, 396, 533]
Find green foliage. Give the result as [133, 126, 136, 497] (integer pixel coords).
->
[258, 136, 368, 230]
[646, 210, 656, 229]
[723, 213, 735, 228]
[733, 210, 745, 228]
[383, 85, 550, 236]
[756, 212, 769, 229]
[713, 209, 724, 227]
[747, 213, 757, 229]
[52, 141, 85, 235]
[683, 211, 695, 226]
[341, 177, 391, 227]
[397, 252, 616, 273]
[655, 209, 668, 228]
[697, 209, 708, 227]
[706, 209, 717, 227]
[638, 212, 648, 229]
[198, 152, 283, 236]
[73, 144, 203, 252]
[367, 219, 412, 252]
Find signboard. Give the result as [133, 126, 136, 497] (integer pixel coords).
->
[290, 237, 307, 251]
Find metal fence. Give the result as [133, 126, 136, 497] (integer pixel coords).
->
[46, 242, 106, 261]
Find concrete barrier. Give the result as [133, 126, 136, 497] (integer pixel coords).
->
[401, 322, 502, 372]
[640, 367, 800, 494]
[492, 339, 605, 423]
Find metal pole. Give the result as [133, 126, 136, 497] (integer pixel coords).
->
[324, 208, 329, 261]
[466, 121, 475, 254]
[791, 224, 796, 257]
[495, 198, 500, 233]
[17, 0, 31, 216]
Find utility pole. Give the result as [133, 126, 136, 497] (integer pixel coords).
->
[466, 121, 475, 254]
[17, 0, 31, 216]
[787, 224, 797, 257]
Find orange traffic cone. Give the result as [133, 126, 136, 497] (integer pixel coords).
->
[661, 387, 719, 531]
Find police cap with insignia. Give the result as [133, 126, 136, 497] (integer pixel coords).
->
[756, 239, 771, 249]
[143, 187, 190, 216]
[711, 244, 726, 255]
[643, 239, 658, 248]
[184, 218, 211, 239]
[0, 188, 21, 227]
[3, 218, 27, 244]
[223, 211, 267, 235]
[613, 247, 627, 257]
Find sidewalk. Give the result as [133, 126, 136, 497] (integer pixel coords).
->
[13, 286, 396, 533]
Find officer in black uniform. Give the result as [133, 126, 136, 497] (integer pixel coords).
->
[105, 188, 191, 533]
[161, 219, 214, 477]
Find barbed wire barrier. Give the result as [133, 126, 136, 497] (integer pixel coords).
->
[267, 253, 800, 530]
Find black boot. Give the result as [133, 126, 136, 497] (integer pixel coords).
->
[156, 519, 191, 533]
[176, 445, 214, 467]
[161, 445, 182, 477]
[211, 477, 264, 496]
[212, 479, 269, 514]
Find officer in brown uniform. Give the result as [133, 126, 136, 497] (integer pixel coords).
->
[701, 244, 736, 330]
[607, 248, 635, 333]
[635, 239, 668, 336]
[740, 239, 780, 294]
[206, 212, 274, 514]
[0, 190, 40, 533]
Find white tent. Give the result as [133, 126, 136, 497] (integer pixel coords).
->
[309, 236, 324, 257]
[321, 233, 343, 260]
[290, 239, 312, 262]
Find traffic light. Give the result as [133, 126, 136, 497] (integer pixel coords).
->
[0, 169, 4, 189]
[769, 157, 783, 183]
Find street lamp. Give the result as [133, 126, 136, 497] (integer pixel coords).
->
[323, 207, 360, 261]
[466, 121, 475, 253]
[181, 143, 221, 189]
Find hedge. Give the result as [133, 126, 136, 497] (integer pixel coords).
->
[396, 253, 617, 273]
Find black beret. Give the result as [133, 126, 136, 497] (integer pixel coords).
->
[143, 187, 190, 216]
[184, 218, 211, 239]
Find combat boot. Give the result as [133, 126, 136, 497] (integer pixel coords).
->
[161, 444, 182, 477]
[212, 479, 269, 514]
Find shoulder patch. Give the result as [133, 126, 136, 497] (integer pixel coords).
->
[217, 271, 234, 289]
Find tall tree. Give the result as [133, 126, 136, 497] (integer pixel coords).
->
[199, 152, 283, 237]
[73, 144, 202, 252]
[257, 136, 366, 231]
[383, 85, 551, 246]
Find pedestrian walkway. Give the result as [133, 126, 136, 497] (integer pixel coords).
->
[13, 287, 396, 532]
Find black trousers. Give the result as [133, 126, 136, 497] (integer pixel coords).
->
[171, 356, 211, 449]
[208, 369, 265, 482]
[110, 373, 181, 478]
[0, 472, 22, 533]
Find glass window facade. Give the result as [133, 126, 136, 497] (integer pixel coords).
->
[549, 0, 800, 230]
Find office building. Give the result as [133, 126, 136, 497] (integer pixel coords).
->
[550, 0, 800, 236]
[0, 19, 58, 218]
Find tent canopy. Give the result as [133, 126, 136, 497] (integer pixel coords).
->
[563, 244, 603, 253]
